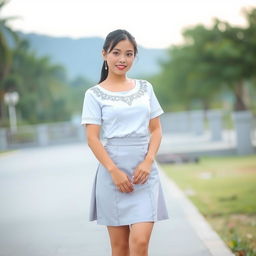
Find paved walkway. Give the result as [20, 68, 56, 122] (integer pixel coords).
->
[159, 130, 255, 156]
[0, 142, 234, 256]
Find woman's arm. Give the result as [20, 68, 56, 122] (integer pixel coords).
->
[132, 116, 162, 184]
[85, 124, 117, 173]
[145, 116, 162, 163]
[84, 124, 134, 193]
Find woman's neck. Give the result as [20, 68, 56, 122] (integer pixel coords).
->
[105, 73, 128, 84]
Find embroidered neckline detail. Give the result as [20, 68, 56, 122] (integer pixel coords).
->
[97, 79, 138, 93]
[90, 80, 148, 106]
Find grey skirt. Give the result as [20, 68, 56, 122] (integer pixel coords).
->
[89, 136, 169, 226]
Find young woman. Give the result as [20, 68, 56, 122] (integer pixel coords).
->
[81, 29, 169, 256]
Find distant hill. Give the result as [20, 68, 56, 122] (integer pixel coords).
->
[18, 32, 169, 82]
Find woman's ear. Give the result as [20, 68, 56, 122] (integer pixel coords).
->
[102, 49, 107, 61]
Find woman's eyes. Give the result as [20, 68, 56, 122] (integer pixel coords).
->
[112, 52, 134, 56]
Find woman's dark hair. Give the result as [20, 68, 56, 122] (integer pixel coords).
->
[98, 29, 138, 83]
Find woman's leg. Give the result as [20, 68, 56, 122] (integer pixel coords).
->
[129, 222, 154, 256]
[107, 225, 130, 256]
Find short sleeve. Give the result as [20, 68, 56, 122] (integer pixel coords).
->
[81, 89, 102, 125]
[147, 81, 164, 119]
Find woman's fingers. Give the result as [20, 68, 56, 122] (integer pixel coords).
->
[128, 181, 134, 191]
[117, 170, 149, 191]
[133, 172, 142, 184]
[134, 171, 149, 184]
[118, 186, 123, 193]
[141, 176, 148, 184]
[140, 173, 148, 184]
[123, 182, 133, 193]
[118, 180, 134, 193]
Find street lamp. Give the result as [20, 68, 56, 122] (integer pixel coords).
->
[4, 91, 19, 133]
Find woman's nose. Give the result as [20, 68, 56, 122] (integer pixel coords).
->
[119, 55, 126, 62]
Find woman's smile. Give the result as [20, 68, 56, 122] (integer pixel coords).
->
[116, 65, 127, 70]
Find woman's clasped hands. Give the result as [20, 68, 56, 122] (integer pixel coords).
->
[110, 168, 134, 193]
[133, 159, 152, 185]
[110, 159, 152, 193]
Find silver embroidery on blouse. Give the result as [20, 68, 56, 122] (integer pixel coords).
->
[90, 80, 148, 106]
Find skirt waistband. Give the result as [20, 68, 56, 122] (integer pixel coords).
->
[104, 136, 150, 146]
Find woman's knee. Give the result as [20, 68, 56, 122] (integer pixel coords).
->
[130, 236, 148, 248]
[129, 222, 154, 251]
[111, 241, 129, 256]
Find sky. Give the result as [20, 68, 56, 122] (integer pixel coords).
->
[2, 0, 256, 49]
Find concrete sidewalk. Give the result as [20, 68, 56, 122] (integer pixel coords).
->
[0, 142, 234, 255]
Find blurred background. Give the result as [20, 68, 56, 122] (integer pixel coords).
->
[0, 0, 256, 255]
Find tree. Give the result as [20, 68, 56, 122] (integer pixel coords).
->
[156, 7, 256, 112]
[0, 0, 19, 120]
[156, 27, 224, 112]
[9, 39, 72, 123]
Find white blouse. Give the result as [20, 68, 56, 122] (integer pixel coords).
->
[80, 79, 164, 139]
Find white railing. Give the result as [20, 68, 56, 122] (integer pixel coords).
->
[0, 121, 85, 151]
[0, 110, 255, 155]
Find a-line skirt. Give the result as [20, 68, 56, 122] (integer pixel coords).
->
[89, 135, 169, 226]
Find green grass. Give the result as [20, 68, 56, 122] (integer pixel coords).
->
[160, 155, 256, 256]
[0, 149, 17, 155]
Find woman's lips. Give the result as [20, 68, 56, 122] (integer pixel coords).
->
[116, 65, 127, 70]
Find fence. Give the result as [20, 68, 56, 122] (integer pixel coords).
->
[0, 109, 255, 155]
[0, 122, 84, 151]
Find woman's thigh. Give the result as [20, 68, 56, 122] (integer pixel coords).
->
[107, 225, 130, 245]
[129, 222, 154, 244]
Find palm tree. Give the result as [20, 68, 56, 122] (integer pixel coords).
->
[0, 0, 19, 120]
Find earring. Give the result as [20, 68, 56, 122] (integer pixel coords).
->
[104, 61, 108, 70]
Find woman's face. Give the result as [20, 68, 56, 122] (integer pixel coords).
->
[103, 39, 135, 76]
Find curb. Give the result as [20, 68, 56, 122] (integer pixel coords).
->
[159, 167, 235, 256]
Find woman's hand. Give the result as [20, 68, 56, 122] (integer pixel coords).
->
[132, 159, 153, 185]
[110, 168, 134, 193]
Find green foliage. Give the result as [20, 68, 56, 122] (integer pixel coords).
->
[228, 231, 255, 256]
[153, 8, 256, 112]
[0, 0, 19, 80]
[3, 39, 68, 122]
[68, 76, 92, 113]
[209, 215, 256, 256]
[0, 1, 92, 125]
